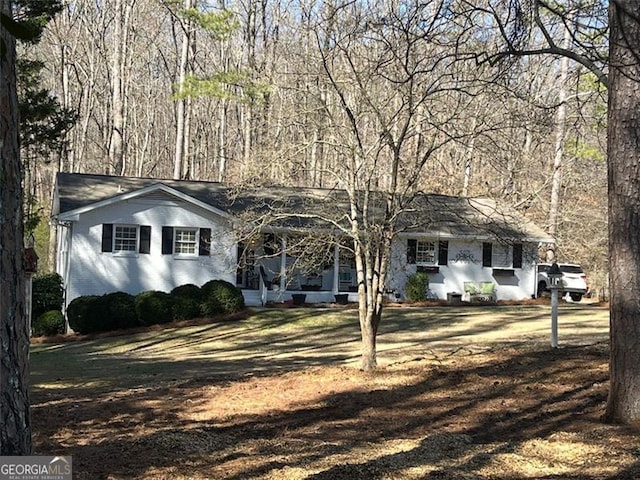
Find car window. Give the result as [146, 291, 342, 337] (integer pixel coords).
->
[560, 265, 584, 274]
[538, 265, 549, 273]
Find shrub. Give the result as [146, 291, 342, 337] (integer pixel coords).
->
[32, 273, 64, 320]
[200, 279, 245, 316]
[135, 290, 174, 326]
[171, 283, 202, 300]
[67, 292, 139, 334]
[170, 284, 202, 321]
[102, 292, 138, 330]
[404, 271, 430, 303]
[32, 310, 65, 337]
[67, 295, 102, 334]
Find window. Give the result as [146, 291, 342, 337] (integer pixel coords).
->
[482, 242, 523, 268]
[162, 226, 211, 256]
[114, 226, 138, 252]
[492, 244, 510, 267]
[174, 228, 197, 255]
[416, 241, 436, 264]
[101, 224, 151, 254]
[407, 239, 448, 265]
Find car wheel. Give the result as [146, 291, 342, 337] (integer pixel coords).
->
[570, 292, 583, 302]
[537, 281, 548, 298]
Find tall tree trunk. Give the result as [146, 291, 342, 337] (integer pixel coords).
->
[173, 0, 192, 180]
[217, 102, 227, 182]
[108, 0, 126, 175]
[0, 0, 32, 453]
[462, 109, 478, 197]
[547, 25, 571, 243]
[605, 0, 640, 424]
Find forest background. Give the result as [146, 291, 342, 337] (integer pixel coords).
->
[22, 0, 608, 293]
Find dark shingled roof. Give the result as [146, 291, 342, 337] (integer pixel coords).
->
[53, 172, 553, 242]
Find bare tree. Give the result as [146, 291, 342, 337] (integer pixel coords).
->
[304, 0, 482, 370]
[170, 0, 193, 179]
[546, 24, 571, 250]
[108, 0, 135, 176]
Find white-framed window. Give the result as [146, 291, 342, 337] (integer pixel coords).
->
[492, 244, 511, 268]
[114, 225, 138, 252]
[407, 239, 448, 266]
[416, 240, 436, 264]
[102, 224, 151, 254]
[162, 226, 211, 256]
[482, 242, 523, 269]
[174, 228, 198, 255]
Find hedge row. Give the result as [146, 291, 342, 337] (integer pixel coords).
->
[67, 280, 245, 334]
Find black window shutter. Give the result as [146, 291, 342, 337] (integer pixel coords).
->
[513, 243, 523, 268]
[482, 242, 493, 267]
[438, 241, 448, 266]
[407, 239, 417, 264]
[199, 228, 211, 256]
[162, 227, 174, 254]
[139, 226, 151, 254]
[101, 224, 113, 252]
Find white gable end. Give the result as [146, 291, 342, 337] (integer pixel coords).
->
[59, 190, 237, 304]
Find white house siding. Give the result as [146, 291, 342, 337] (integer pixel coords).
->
[59, 195, 236, 306]
[387, 237, 538, 301]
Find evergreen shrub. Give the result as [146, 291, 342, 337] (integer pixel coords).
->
[67, 295, 102, 334]
[404, 271, 430, 303]
[32, 272, 64, 319]
[102, 292, 138, 330]
[200, 279, 245, 316]
[170, 284, 202, 320]
[32, 310, 65, 337]
[135, 290, 174, 325]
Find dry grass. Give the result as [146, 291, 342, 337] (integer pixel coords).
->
[30, 303, 638, 479]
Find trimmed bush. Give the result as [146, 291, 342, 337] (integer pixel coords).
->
[200, 279, 245, 316]
[404, 271, 430, 303]
[171, 284, 202, 299]
[135, 290, 174, 326]
[67, 295, 102, 334]
[33, 310, 65, 337]
[67, 292, 139, 334]
[102, 292, 138, 330]
[32, 273, 64, 320]
[170, 284, 202, 320]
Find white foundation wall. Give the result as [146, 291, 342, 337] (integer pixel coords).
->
[60, 197, 237, 306]
[387, 237, 538, 301]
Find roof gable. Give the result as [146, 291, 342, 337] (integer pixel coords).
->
[54, 175, 232, 221]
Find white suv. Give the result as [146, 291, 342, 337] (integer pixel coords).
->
[537, 263, 588, 302]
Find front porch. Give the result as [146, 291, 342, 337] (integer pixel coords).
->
[236, 234, 359, 307]
[240, 288, 360, 307]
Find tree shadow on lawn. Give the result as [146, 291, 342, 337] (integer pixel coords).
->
[30, 304, 609, 399]
[31, 343, 640, 480]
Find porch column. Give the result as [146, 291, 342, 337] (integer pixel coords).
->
[333, 244, 340, 294]
[279, 234, 287, 291]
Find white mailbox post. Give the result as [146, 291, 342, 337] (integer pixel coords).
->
[548, 262, 563, 348]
